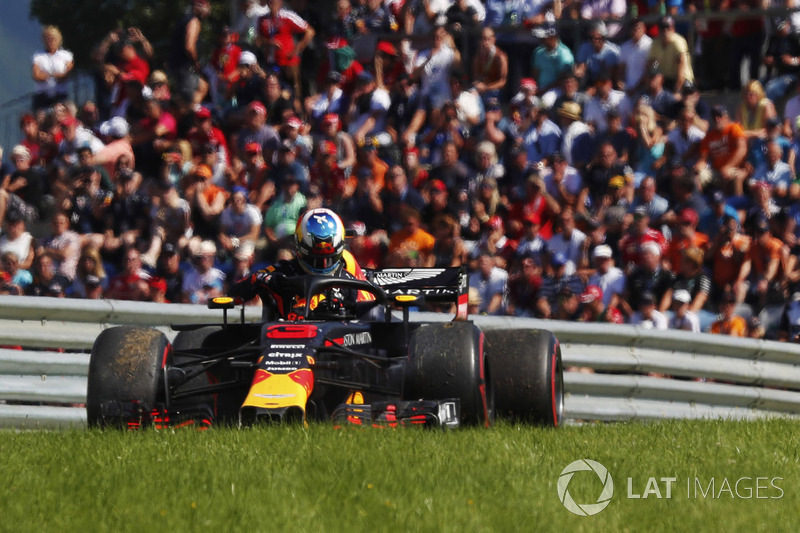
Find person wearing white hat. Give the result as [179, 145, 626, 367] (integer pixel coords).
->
[668, 289, 700, 332]
[587, 244, 625, 309]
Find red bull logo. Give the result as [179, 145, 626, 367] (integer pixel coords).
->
[314, 241, 335, 254]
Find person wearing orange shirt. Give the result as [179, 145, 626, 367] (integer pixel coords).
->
[387, 207, 435, 267]
[695, 105, 747, 195]
[711, 291, 748, 337]
[665, 207, 709, 272]
[745, 215, 787, 311]
[709, 214, 751, 303]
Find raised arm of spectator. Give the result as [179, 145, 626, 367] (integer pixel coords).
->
[127, 27, 153, 61]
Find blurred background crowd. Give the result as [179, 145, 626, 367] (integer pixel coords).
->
[5, 0, 800, 341]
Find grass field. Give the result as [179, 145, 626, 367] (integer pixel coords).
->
[0, 419, 797, 532]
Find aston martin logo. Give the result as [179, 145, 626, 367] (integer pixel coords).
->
[371, 269, 445, 286]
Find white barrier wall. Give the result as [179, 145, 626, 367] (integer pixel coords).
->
[1, 297, 799, 428]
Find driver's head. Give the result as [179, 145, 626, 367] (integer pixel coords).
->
[295, 208, 345, 275]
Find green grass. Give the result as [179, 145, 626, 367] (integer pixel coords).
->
[0, 419, 797, 532]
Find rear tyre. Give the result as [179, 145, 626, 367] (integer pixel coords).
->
[484, 329, 563, 426]
[87, 326, 170, 428]
[404, 322, 493, 426]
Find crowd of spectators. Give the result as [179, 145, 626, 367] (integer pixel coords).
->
[6, 0, 800, 341]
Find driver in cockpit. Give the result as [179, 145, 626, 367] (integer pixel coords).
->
[228, 208, 374, 319]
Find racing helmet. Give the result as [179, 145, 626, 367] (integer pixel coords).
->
[295, 208, 346, 275]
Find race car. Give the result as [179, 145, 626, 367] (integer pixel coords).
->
[86, 267, 563, 429]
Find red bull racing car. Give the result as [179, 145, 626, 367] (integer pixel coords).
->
[86, 267, 563, 429]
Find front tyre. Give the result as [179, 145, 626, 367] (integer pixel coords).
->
[86, 326, 170, 428]
[404, 322, 494, 427]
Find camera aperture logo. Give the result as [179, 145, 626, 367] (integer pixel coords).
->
[557, 459, 614, 516]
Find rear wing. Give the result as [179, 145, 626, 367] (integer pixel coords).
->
[366, 266, 469, 321]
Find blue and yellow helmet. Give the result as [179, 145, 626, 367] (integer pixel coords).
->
[295, 208, 346, 275]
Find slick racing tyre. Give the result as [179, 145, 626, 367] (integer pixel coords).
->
[484, 329, 563, 426]
[404, 322, 494, 426]
[86, 327, 170, 428]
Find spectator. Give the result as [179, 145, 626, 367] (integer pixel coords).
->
[0, 212, 35, 270]
[218, 187, 262, 254]
[25, 252, 71, 297]
[575, 21, 621, 88]
[182, 240, 226, 304]
[387, 207, 435, 267]
[546, 73, 589, 125]
[583, 73, 633, 136]
[665, 208, 709, 271]
[695, 105, 748, 196]
[578, 284, 624, 324]
[628, 176, 669, 230]
[728, 0, 765, 91]
[39, 211, 81, 281]
[471, 27, 508, 102]
[263, 174, 307, 250]
[763, 18, 800, 102]
[587, 244, 626, 310]
[105, 247, 151, 301]
[156, 243, 184, 304]
[316, 114, 356, 176]
[531, 26, 574, 94]
[522, 101, 562, 165]
[623, 240, 675, 315]
[507, 256, 542, 317]
[546, 206, 587, 276]
[230, 241, 256, 283]
[746, 215, 787, 311]
[541, 151, 587, 214]
[737, 81, 777, 141]
[168, 0, 211, 105]
[673, 247, 711, 313]
[668, 289, 701, 333]
[346, 72, 392, 145]
[430, 214, 466, 268]
[629, 291, 668, 330]
[619, 18, 653, 96]
[751, 141, 793, 201]
[664, 106, 705, 166]
[552, 286, 581, 321]
[711, 291, 748, 337]
[617, 206, 666, 271]
[471, 215, 516, 268]
[411, 24, 458, 112]
[67, 246, 108, 299]
[508, 172, 560, 240]
[648, 16, 693, 94]
[0, 251, 33, 293]
[468, 252, 508, 315]
[535, 252, 584, 319]
[555, 101, 593, 170]
[32, 26, 74, 111]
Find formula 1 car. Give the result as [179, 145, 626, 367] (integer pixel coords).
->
[86, 267, 563, 429]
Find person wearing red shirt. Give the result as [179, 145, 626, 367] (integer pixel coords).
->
[618, 206, 667, 273]
[209, 25, 242, 104]
[257, 0, 315, 101]
[508, 173, 560, 240]
[105, 248, 150, 301]
[310, 141, 348, 202]
[186, 107, 229, 165]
